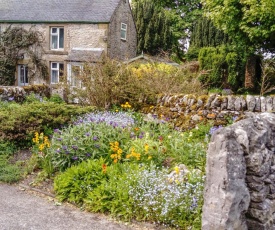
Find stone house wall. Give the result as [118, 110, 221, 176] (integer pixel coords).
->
[108, 0, 137, 60]
[0, 23, 108, 85]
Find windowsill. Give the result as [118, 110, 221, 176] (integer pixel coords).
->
[121, 38, 127, 42]
[45, 50, 68, 55]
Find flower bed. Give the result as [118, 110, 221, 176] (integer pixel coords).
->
[36, 110, 209, 229]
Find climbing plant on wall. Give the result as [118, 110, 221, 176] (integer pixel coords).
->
[0, 26, 47, 85]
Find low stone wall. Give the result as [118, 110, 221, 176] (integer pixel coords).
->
[202, 112, 275, 229]
[148, 94, 275, 129]
[0, 85, 50, 102]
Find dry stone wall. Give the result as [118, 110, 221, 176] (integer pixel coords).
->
[202, 112, 275, 230]
[0, 85, 50, 102]
[152, 94, 275, 129]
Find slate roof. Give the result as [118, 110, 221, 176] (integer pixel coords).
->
[0, 0, 121, 23]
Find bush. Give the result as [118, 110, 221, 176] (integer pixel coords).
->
[54, 158, 109, 204]
[65, 58, 205, 110]
[0, 101, 94, 146]
[198, 45, 245, 90]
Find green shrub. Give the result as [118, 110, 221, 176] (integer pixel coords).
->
[198, 45, 245, 90]
[0, 141, 17, 156]
[54, 158, 109, 204]
[0, 155, 21, 183]
[0, 101, 94, 146]
[46, 94, 64, 104]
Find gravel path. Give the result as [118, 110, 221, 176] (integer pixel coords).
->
[0, 183, 137, 230]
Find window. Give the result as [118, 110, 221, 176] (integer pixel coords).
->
[67, 63, 83, 87]
[51, 62, 64, 84]
[18, 65, 28, 86]
[50, 27, 64, 50]
[121, 23, 127, 40]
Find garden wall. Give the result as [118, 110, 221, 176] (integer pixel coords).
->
[202, 112, 275, 229]
[151, 94, 275, 129]
[0, 85, 50, 102]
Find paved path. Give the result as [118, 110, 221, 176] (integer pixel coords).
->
[0, 183, 136, 230]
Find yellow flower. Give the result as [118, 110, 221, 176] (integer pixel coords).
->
[148, 156, 152, 160]
[144, 143, 149, 153]
[174, 166, 180, 175]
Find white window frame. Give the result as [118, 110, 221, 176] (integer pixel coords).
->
[67, 63, 83, 87]
[51, 62, 64, 84]
[18, 65, 29, 86]
[50, 27, 64, 50]
[121, 23, 127, 40]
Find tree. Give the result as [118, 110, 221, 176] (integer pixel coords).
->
[132, 0, 173, 56]
[0, 26, 47, 85]
[202, 0, 275, 89]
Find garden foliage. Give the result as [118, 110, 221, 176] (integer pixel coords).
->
[67, 58, 205, 109]
[49, 110, 208, 228]
[198, 46, 246, 90]
[0, 99, 94, 146]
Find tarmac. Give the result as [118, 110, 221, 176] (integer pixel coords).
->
[0, 183, 139, 230]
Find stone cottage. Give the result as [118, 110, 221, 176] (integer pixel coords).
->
[0, 0, 137, 86]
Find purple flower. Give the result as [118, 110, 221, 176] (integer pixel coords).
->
[57, 138, 63, 141]
[54, 129, 60, 133]
[72, 156, 78, 160]
[86, 153, 91, 157]
[62, 145, 68, 150]
[8, 97, 14, 101]
[209, 125, 223, 135]
[93, 136, 99, 141]
[85, 132, 91, 137]
[56, 149, 60, 153]
[65, 150, 70, 155]
[94, 144, 100, 149]
[71, 145, 78, 150]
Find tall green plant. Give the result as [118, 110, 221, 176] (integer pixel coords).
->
[198, 46, 245, 90]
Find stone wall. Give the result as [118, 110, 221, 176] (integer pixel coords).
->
[0, 85, 50, 102]
[151, 94, 275, 130]
[202, 112, 275, 230]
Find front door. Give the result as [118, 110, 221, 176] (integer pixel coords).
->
[18, 65, 28, 86]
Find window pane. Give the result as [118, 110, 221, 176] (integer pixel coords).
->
[52, 62, 57, 68]
[59, 28, 64, 49]
[59, 63, 64, 76]
[20, 66, 24, 83]
[121, 30, 126, 39]
[121, 23, 127, 30]
[51, 35, 58, 49]
[25, 67, 28, 83]
[51, 28, 57, 33]
[51, 70, 58, 83]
